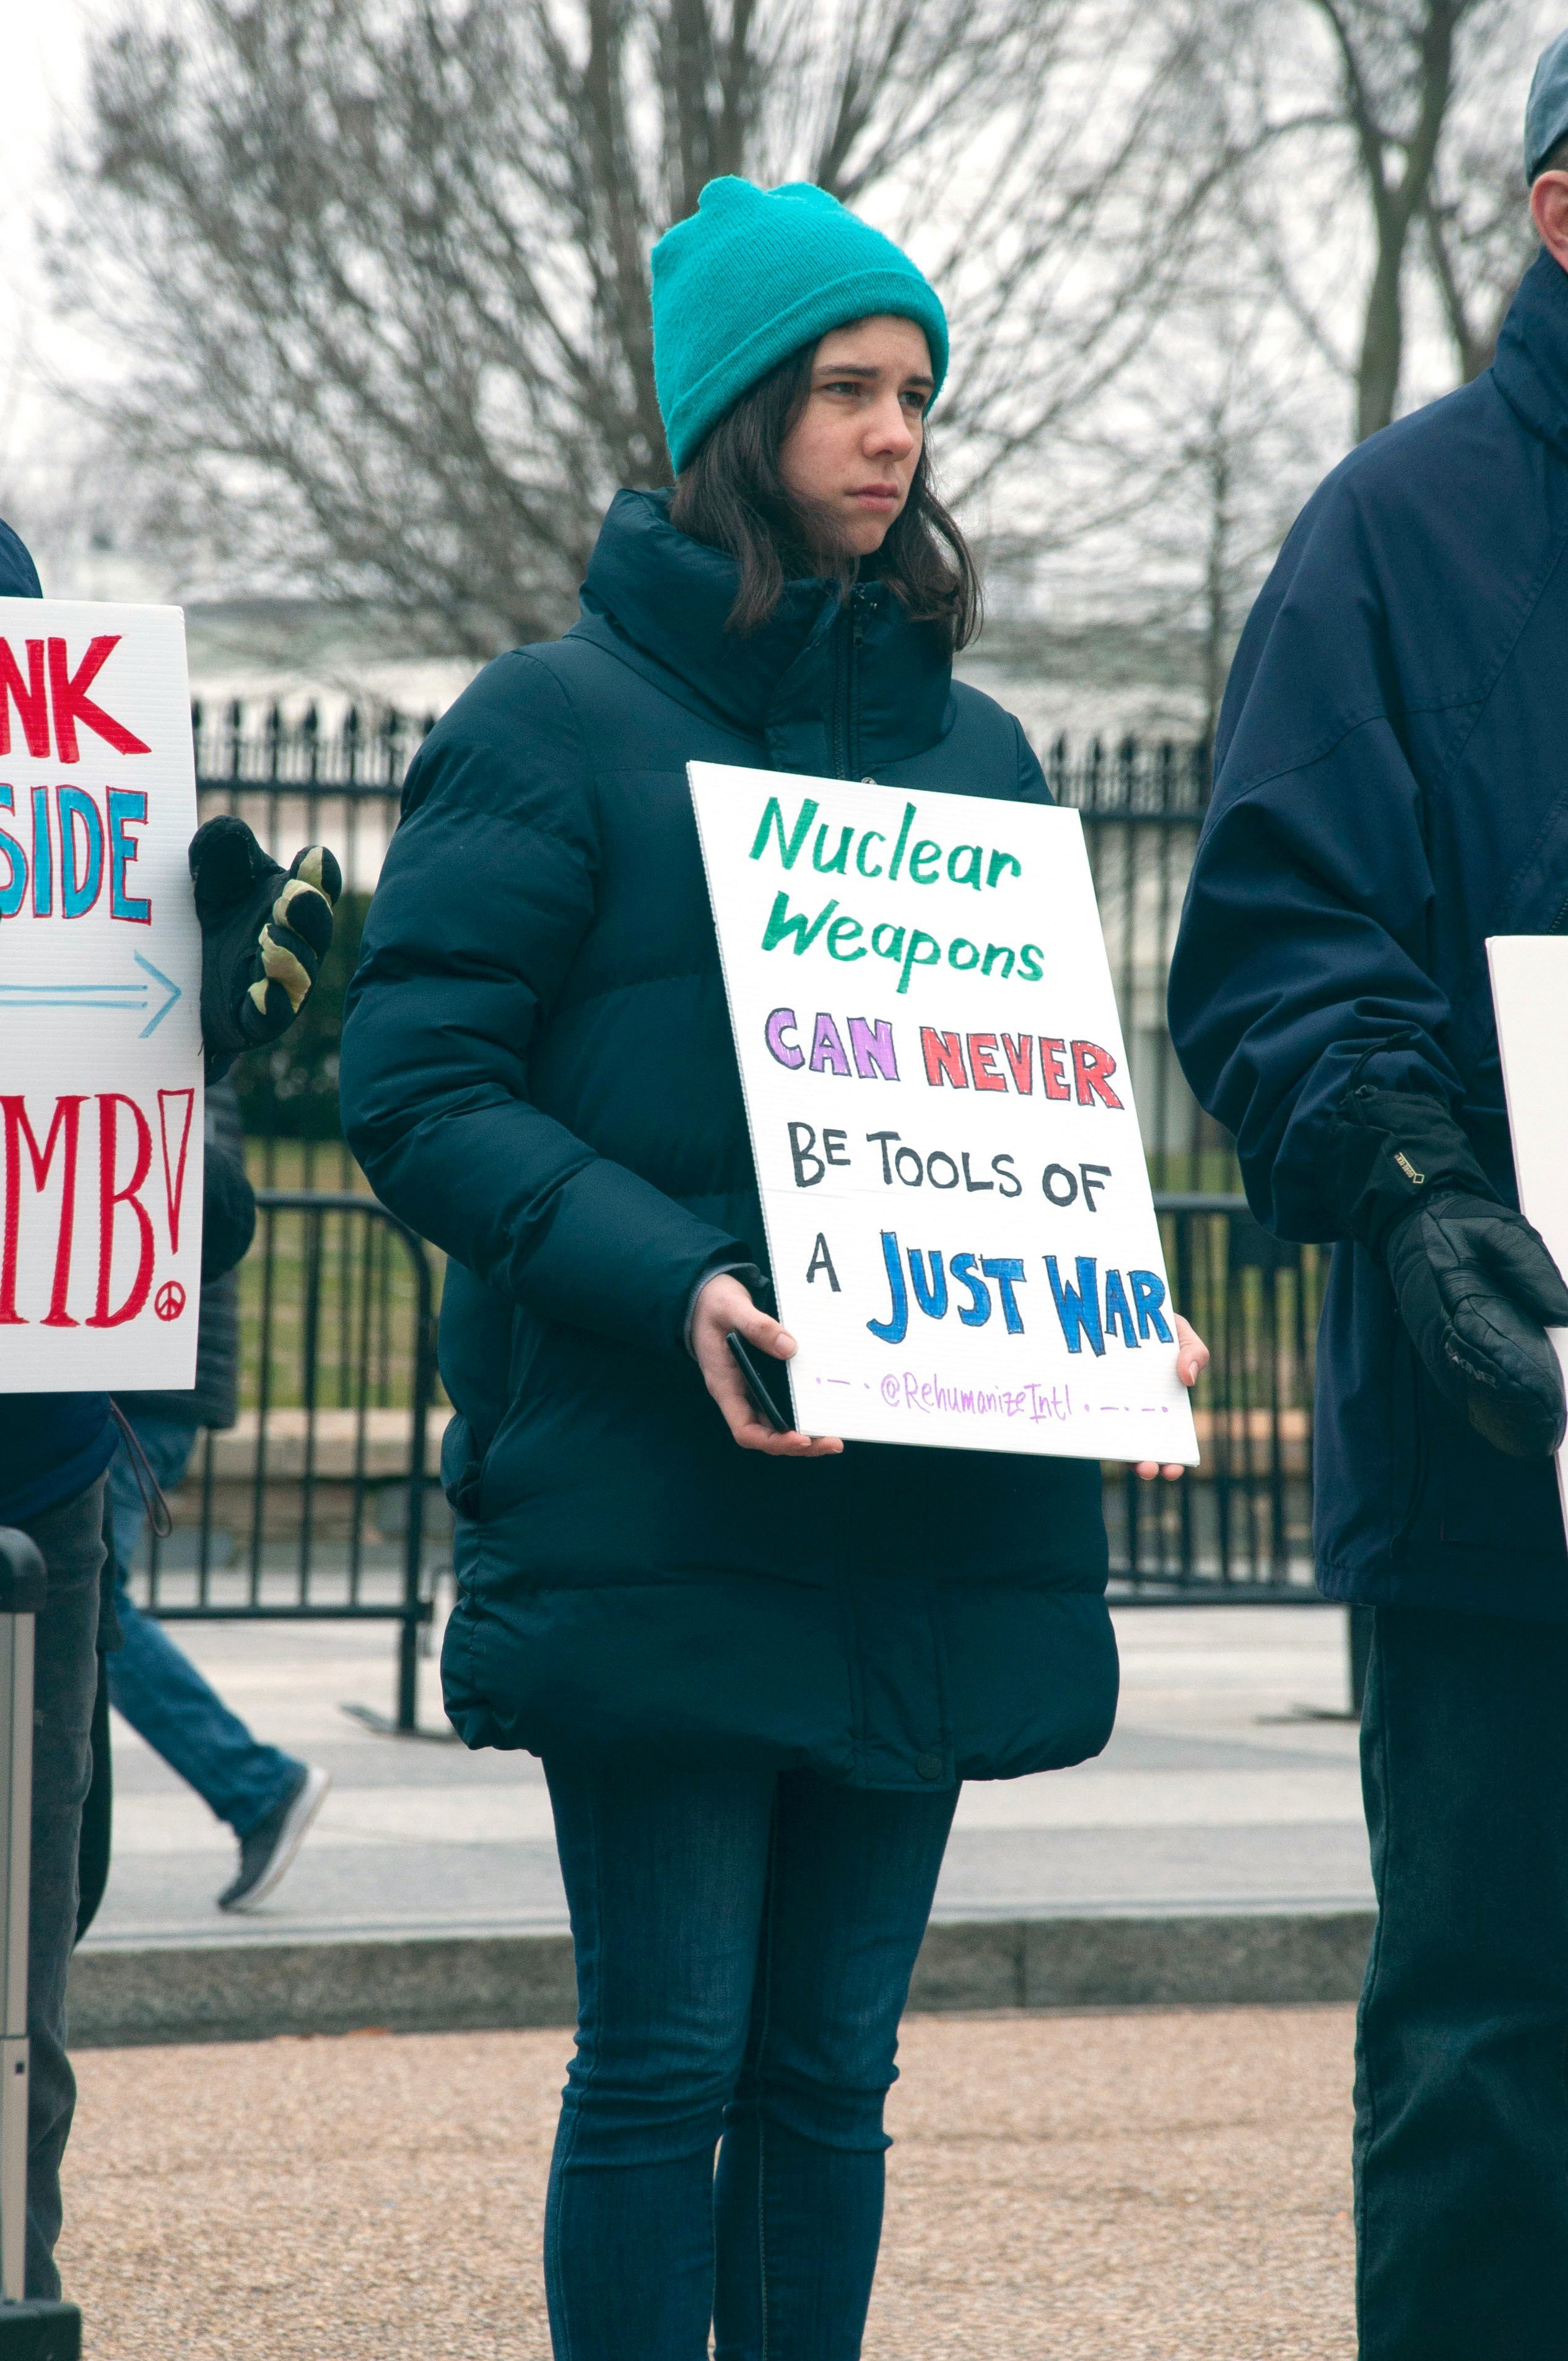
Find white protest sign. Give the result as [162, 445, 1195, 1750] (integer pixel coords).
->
[690, 762, 1198, 1463]
[0, 601, 203, 1390]
[1486, 936, 1568, 1535]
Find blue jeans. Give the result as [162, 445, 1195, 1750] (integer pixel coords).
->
[1357, 1603, 1568, 2357]
[107, 1415, 299, 1838]
[542, 1756, 959, 2360]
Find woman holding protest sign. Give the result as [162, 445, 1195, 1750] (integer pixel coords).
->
[341, 178, 1205, 2358]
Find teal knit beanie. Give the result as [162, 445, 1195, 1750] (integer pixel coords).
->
[650, 178, 949, 475]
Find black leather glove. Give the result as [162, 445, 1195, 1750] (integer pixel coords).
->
[189, 817, 343, 1083]
[1326, 1085, 1568, 1460]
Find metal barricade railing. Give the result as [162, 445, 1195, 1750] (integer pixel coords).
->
[196, 718, 1231, 1189]
[129, 1192, 441, 1730]
[1108, 1195, 1324, 1602]
[1056, 737, 1234, 1194]
[177, 727, 1331, 1627]
[193, 700, 430, 898]
[128, 1185, 1321, 1659]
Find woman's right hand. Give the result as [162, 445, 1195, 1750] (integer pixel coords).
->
[690, 1274, 845, 1458]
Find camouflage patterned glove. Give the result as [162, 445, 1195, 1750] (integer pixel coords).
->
[188, 816, 343, 1083]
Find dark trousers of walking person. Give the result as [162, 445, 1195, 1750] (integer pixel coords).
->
[1356, 1603, 1568, 2359]
[541, 1757, 958, 2360]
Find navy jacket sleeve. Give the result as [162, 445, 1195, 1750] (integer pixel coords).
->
[0, 521, 42, 598]
[339, 652, 747, 1358]
[1167, 468, 1469, 1243]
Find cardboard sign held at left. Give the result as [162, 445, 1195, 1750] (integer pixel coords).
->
[0, 600, 204, 1390]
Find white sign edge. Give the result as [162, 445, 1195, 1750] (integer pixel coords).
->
[1487, 934, 1568, 1545]
[688, 761, 804, 1433]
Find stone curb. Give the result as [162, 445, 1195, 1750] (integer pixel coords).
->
[912, 1909, 1375, 2013]
[67, 1909, 1376, 2048]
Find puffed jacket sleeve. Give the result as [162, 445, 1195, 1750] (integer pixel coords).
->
[339, 653, 748, 1358]
[1167, 487, 1468, 1244]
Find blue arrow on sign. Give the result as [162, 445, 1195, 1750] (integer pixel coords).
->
[0, 953, 183, 1037]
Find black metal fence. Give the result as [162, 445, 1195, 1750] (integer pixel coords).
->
[194, 702, 432, 1189]
[1107, 1196, 1320, 1602]
[131, 716, 1324, 1726]
[1050, 735, 1233, 1192]
[198, 709, 1231, 1190]
[129, 1192, 441, 1729]
[141, 1187, 1317, 1675]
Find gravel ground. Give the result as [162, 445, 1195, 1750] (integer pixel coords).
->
[57, 2005, 1357, 2360]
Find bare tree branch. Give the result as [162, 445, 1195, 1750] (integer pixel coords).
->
[1219, 0, 1532, 439]
[49, 0, 1227, 652]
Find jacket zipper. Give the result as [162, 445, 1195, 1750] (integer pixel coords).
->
[836, 587, 869, 780]
[830, 609, 846, 779]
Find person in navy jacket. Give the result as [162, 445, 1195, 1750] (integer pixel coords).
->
[1169, 34, 1568, 2356]
[0, 515, 341, 2297]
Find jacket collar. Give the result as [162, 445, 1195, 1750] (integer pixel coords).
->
[1492, 250, 1568, 463]
[570, 488, 954, 770]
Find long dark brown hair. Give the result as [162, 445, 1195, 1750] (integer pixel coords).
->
[668, 338, 981, 653]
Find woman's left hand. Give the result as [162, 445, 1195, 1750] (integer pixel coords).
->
[1134, 1313, 1209, 1483]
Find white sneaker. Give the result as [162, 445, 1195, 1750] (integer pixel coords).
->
[217, 1765, 331, 1912]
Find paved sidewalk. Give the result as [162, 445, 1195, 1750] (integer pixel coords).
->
[58, 2005, 1358, 2359]
[82, 1599, 1370, 1951]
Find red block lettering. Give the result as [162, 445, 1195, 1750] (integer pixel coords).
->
[1040, 1037, 1071, 1101]
[966, 1033, 1006, 1091]
[1001, 1033, 1034, 1093]
[921, 1028, 968, 1089]
[157, 1089, 196, 1254]
[0, 639, 49, 759]
[1071, 1040, 1124, 1109]
[88, 1094, 155, 1328]
[0, 1096, 85, 1326]
[47, 638, 151, 764]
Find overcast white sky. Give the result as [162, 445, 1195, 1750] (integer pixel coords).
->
[0, 0, 92, 546]
[0, 0, 1561, 648]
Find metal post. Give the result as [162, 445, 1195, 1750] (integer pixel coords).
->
[0, 1525, 82, 2353]
[396, 1229, 437, 1734]
[0, 1620, 32, 2303]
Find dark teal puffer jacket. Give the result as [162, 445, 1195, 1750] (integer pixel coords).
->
[341, 490, 1116, 1787]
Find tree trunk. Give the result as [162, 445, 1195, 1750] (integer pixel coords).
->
[1356, 235, 1406, 440]
[1201, 433, 1232, 745]
[1313, 0, 1468, 442]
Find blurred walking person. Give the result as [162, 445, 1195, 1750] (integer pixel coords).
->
[105, 1081, 329, 1915]
[1169, 33, 1568, 2359]
[341, 177, 1205, 2359]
